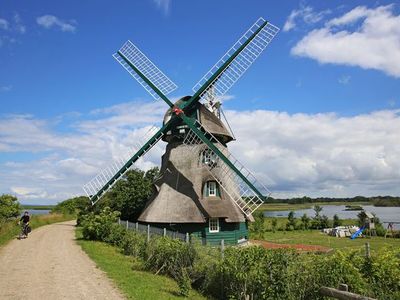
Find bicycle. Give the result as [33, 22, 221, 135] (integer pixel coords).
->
[18, 223, 31, 239]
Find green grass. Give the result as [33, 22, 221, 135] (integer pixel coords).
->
[75, 228, 206, 300]
[258, 201, 370, 212]
[260, 229, 400, 251]
[0, 213, 75, 247]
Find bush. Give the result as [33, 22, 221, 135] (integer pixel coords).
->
[80, 207, 400, 300]
[0, 194, 21, 221]
[81, 207, 120, 241]
[121, 230, 146, 257]
[144, 237, 196, 278]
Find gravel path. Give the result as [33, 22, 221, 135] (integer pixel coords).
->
[0, 220, 125, 300]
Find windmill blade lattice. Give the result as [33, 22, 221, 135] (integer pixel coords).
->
[192, 18, 279, 103]
[113, 40, 178, 101]
[183, 120, 270, 216]
[83, 126, 164, 205]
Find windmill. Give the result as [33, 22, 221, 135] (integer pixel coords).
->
[83, 18, 279, 245]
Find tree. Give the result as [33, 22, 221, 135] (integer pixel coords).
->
[102, 167, 159, 221]
[313, 205, 322, 217]
[300, 213, 310, 230]
[333, 214, 342, 227]
[252, 211, 265, 238]
[0, 194, 21, 222]
[52, 196, 90, 215]
[286, 211, 296, 230]
[320, 215, 329, 229]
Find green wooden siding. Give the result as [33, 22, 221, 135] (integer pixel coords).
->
[146, 219, 248, 245]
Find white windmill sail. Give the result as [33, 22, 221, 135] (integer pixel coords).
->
[192, 18, 279, 103]
[113, 40, 178, 100]
[183, 120, 270, 216]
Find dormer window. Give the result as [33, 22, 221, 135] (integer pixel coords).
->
[204, 181, 220, 197]
[201, 149, 218, 167]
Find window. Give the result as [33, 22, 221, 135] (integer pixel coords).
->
[203, 181, 220, 197]
[201, 149, 217, 167]
[209, 218, 219, 233]
[208, 181, 216, 196]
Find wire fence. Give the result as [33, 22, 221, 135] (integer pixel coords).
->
[118, 219, 189, 243]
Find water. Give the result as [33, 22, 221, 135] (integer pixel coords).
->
[263, 205, 400, 228]
[25, 209, 50, 216]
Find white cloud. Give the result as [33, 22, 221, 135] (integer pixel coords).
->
[0, 18, 9, 30]
[291, 5, 400, 78]
[226, 109, 400, 198]
[0, 85, 12, 92]
[153, 0, 171, 16]
[36, 15, 76, 32]
[13, 13, 26, 34]
[338, 75, 351, 85]
[1, 99, 399, 203]
[283, 6, 330, 32]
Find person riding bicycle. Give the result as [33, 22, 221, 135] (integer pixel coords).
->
[18, 211, 30, 238]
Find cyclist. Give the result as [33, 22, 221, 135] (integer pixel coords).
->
[18, 211, 30, 238]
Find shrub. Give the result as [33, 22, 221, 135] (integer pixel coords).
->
[81, 207, 120, 241]
[144, 237, 196, 278]
[121, 230, 146, 257]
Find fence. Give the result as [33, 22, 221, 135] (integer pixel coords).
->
[118, 219, 189, 243]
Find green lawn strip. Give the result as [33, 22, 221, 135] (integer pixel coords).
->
[258, 201, 370, 212]
[262, 230, 400, 251]
[75, 228, 206, 300]
[0, 213, 75, 248]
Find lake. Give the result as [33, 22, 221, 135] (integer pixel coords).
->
[263, 205, 400, 226]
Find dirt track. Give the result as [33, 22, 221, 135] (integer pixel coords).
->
[0, 220, 124, 300]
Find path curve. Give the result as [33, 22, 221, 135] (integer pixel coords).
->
[0, 220, 124, 300]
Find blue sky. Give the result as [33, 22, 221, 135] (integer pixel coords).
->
[1, 0, 399, 204]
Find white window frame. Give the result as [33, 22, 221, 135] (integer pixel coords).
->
[209, 217, 219, 233]
[208, 181, 217, 197]
[202, 149, 217, 166]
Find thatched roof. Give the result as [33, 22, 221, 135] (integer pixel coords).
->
[138, 142, 247, 224]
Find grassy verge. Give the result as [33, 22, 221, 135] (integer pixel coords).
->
[260, 229, 400, 251]
[0, 213, 75, 247]
[75, 228, 206, 300]
[258, 201, 370, 211]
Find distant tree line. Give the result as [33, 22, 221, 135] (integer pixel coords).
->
[265, 195, 400, 206]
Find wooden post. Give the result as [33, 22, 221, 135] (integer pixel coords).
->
[135, 222, 138, 231]
[365, 243, 370, 258]
[221, 239, 225, 260]
[320, 286, 377, 300]
[126, 220, 129, 229]
[186, 232, 189, 243]
[147, 224, 150, 242]
[163, 228, 166, 237]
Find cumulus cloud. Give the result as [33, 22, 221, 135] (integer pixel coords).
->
[226, 109, 400, 198]
[153, 0, 171, 16]
[36, 15, 76, 32]
[1, 99, 399, 203]
[283, 5, 330, 32]
[291, 5, 400, 78]
[0, 18, 9, 30]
